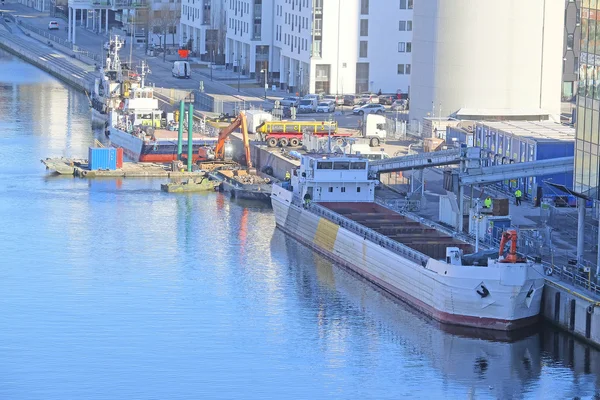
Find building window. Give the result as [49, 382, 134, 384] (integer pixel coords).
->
[357, 187, 361, 192]
[407, 20, 412, 31]
[341, 187, 346, 193]
[406, 64, 411, 74]
[406, 42, 412, 52]
[397, 64, 405, 74]
[408, 0, 413, 8]
[359, 41, 368, 58]
[360, 19, 368, 36]
[567, 33, 574, 50]
[399, 20, 406, 31]
[398, 42, 405, 52]
[400, 0, 407, 9]
[328, 187, 333, 192]
[360, 0, 369, 15]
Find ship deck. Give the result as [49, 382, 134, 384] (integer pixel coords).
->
[150, 129, 218, 142]
[322, 202, 474, 260]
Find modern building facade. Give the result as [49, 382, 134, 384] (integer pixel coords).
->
[225, 0, 412, 95]
[575, 0, 600, 199]
[410, 0, 563, 125]
[563, 0, 581, 100]
[179, 0, 225, 57]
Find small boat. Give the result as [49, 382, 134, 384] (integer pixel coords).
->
[161, 175, 218, 193]
[210, 169, 274, 201]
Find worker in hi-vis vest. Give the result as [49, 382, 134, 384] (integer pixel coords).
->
[484, 196, 492, 208]
[515, 189, 522, 206]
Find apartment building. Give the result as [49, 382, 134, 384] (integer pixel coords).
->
[225, 0, 274, 80]
[180, 0, 225, 57]
[225, 0, 412, 95]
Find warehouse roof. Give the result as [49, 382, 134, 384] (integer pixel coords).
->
[475, 120, 575, 143]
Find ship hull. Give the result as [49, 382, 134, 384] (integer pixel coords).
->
[271, 188, 544, 331]
[108, 127, 216, 163]
[91, 108, 108, 127]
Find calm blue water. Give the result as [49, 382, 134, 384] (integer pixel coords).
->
[0, 50, 599, 400]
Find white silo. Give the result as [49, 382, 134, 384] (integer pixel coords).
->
[410, 0, 563, 127]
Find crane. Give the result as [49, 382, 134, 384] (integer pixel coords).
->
[498, 230, 524, 263]
[210, 111, 252, 170]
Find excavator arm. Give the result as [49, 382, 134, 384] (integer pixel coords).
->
[213, 112, 252, 169]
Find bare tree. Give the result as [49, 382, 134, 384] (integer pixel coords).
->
[209, 5, 226, 62]
[149, 3, 180, 61]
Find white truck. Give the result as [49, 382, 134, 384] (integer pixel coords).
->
[362, 114, 388, 147]
[244, 110, 273, 134]
[172, 61, 191, 79]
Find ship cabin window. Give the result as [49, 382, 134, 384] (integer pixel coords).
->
[328, 187, 333, 192]
[317, 161, 333, 169]
[350, 161, 367, 170]
[341, 187, 346, 193]
[333, 161, 350, 170]
[357, 187, 361, 192]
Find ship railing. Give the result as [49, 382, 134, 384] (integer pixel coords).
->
[306, 201, 429, 266]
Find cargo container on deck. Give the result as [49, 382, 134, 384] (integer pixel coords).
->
[88, 147, 117, 170]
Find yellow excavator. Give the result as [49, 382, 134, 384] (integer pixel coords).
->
[197, 111, 253, 171]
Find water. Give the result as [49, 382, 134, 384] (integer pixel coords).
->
[0, 50, 599, 400]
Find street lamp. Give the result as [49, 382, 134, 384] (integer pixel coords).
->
[237, 56, 243, 92]
[260, 68, 267, 99]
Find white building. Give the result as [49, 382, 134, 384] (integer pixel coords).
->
[410, 0, 563, 125]
[148, 0, 181, 47]
[224, 0, 274, 82]
[225, 0, 412, 95]
[179, 0, 225, 57]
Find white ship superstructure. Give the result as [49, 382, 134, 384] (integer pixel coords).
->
[270, 154, 545, 331]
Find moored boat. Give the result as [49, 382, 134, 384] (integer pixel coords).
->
[270, 153, 545, 331]
[107, 61, 217, 162]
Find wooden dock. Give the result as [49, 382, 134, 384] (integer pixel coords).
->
[42, 157, 210, 179]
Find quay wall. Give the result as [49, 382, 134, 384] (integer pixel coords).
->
[542, 281, 600, 349]
[0, 33, 95, 93]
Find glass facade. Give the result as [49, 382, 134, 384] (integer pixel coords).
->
[577, 0, 600, 198]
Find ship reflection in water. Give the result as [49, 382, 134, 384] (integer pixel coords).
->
[275, 233, 600, 399]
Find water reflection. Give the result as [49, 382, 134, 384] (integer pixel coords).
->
[275, 233, 600, 399]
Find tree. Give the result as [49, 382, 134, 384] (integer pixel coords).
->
[149, 3, 180, 62]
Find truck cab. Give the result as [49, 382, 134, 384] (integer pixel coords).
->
[363, 114, 388, 147]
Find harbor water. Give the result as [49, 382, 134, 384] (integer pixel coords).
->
[1, 50, 600, 399]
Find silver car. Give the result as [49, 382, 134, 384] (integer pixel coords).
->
[352, 103, 386, 115]
[280, 97, 300, 107]
[316, 101, 335, 113]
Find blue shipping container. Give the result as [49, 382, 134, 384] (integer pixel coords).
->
[89, 147, 117, 170]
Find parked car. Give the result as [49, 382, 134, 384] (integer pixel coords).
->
[323, 94, 344, 106]
[378, 94, 396, 105]
[280, 96, 300, 107]
[391, 99, 408, 111]
[353, 103, 386, 115]
[298, 98, 318, 113]
[344, 94, 360, 106]
[303, 94, 323, 102]
[360, 93, 379, 104]
[316, 100, 336, 113]
[48, 21, 59, 30]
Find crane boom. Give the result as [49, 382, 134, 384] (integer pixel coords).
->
[213, 112, 252, 169]
[498, 230, 521, 263]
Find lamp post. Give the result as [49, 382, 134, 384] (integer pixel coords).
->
[210, 50, 214, 81]
[261, 68, 267, 99]
[237, 56, 243, 92]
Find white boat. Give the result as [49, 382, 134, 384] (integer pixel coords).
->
[270, 153, 545, 331]
[107, 61, 216, 162]
[90, 35, 128, 127]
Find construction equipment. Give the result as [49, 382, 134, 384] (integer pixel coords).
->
[256, 120, 349, 148]
[211, 111, 253, 170]
[498, 230, 525, 263]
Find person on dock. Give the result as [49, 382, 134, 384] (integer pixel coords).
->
[303, 193, 311, 209]
[484, 196, 492, 209]
[515, 189, 522, 206]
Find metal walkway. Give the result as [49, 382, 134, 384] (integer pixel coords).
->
[460, 157, 574, 185]
[369, 148, 463, 174]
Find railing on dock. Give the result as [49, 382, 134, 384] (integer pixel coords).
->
[305, 200, 429, 267]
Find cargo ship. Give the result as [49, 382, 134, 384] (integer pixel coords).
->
[107, 62, 216, 162]
[270, 154, 545, 331]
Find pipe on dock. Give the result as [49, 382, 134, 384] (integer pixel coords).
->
[187, 103, 194, 172]
[177, 100, 184, 160]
